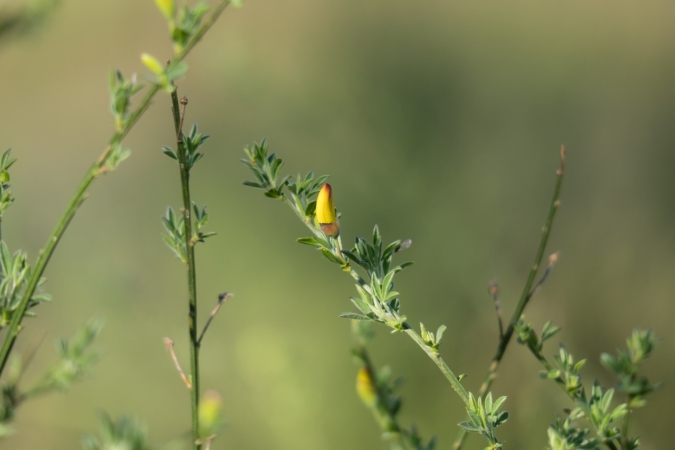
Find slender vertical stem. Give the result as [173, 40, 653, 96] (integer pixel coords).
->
[621, 396, 633, 449]
[0, 0, 231, 379]
[171, 90, 201, 450]
[454, 147, 565, 449]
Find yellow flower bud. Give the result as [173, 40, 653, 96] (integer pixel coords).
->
[154, 0, 175, 20]
[199, 390, 224, 438]
[356, 367, 378, 408]
[140, 53, 164, 76]
[316, 183, 339, 237]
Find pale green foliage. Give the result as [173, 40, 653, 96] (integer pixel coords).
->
[162, 124, 211, 171]
[458, 393, 509, 449]
[0, 151, 51, 329]
[109, 71, 144, 132]
[162, 206, 187, 263]
[82, 414, 154, 450]
[161, 124, 214, 262]
[601, 329, 661, 408]
[171, 3, 210, 53]
[25, 320, 102, 397]
[547, 414, 599, 450]
[0, 242, 51, 329]
[0, 321, 102, 436]
[0, 150, 16, 218]
[516, 319, 660, 449]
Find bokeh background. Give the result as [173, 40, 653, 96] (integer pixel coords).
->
[0, 0, 673, 448]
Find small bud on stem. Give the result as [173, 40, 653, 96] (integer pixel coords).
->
[316, 183, 340, 237]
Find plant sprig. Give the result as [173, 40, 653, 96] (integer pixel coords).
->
[515, 319, 660, 450]
[0, 0, 232, 381]
[0, 320, 102, 436]
[159, 91, 225, 450]
[242, 140, 509, 448]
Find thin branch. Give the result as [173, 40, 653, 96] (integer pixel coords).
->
[197, 292, 232, 346]
[529, 252, 559, 297]
[163, 337, 192, 389]
[177, 96, 188, 142]
[454, 146, 566, 450]
[197, 435, 217, 450]
[0, 0, 233, 379]
[170, 88, 201, 450]
[489, 280, 503, 340]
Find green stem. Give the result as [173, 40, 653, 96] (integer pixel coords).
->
[170, 90, 201, 450]
[621, 397, 632, 449]
[0, 0, 231, 380]
[453, 148, 565, 449]
[404, 326, 470, 406]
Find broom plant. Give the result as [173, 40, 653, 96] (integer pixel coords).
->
[242, 141, 662, 450]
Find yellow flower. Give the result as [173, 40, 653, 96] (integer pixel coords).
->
[356, 367, 378, 408]
[140, 53, 164, 76]
[316, 183, 340, 237]
[199, 390, 224, 438]
[154, 0, 175, 20]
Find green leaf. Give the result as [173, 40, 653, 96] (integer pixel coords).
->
[320, 248, 343, 264]
[458, 421, 480, 432]
[305, 200, 316, 217]
[339, 312, 372, 321]
[297, 237, 329, 248]
[436, 325, 447, 343]
[350, 297, 371, 314]
[396, 261, 415, 271]
[492, 396, 507, 413]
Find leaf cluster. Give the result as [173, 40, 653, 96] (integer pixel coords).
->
[516, 320, 660, 449]
[0, 321, 102, 436]
[25, 319, 102, 397]
[171, 3, 210, 53]
[600, 329, 661, 408]
[0, 242, 51, 329]
[162, 124, 214, 261]
[336, 227, 415, 333]
[109, 70, 144, 132]
[162, 206, 187, 263]
[547, 414, 598, 450]
[162, 124, 210, 171]
[82, 414, 154, 450]
[0, 150, 16, 218]
[458, 393, 509, 449]
[103, 144, 132, 174]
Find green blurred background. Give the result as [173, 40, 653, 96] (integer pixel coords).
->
[0, 0, 673, 448]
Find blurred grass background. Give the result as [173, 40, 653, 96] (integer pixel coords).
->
[0, 0, 673, 448]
